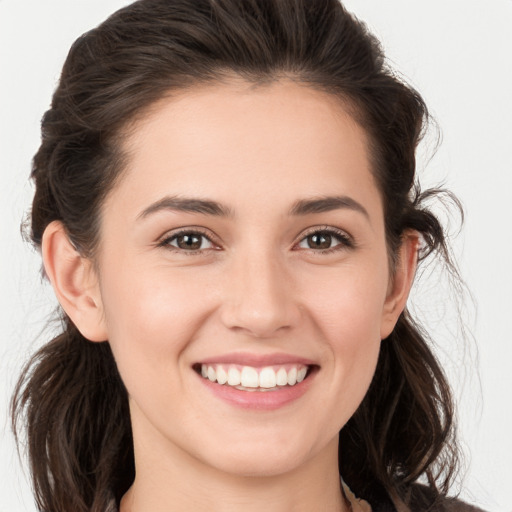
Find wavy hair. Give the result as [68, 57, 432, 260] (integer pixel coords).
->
[12, 1, 461, 510]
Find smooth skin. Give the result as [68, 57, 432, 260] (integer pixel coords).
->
[42, 78, 418, 512]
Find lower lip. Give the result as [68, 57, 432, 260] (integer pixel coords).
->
[196, 370, 315, 410]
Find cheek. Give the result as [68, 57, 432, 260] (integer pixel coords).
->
[98, 265, 215, 435]
[300, 263, 388, 412]
[320, 289, 382, 394]
[303, 260, 389, 341]
[99, 263, 213, 376]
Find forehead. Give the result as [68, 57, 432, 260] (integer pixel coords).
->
[106, 78, 381, 221]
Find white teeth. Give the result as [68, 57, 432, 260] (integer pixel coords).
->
[227, 366, 241, 386]
[276, 367, 288, 386]
[216, 365, 228, 385]
[259, 367, 277, 388]
[199, 363, 310, 390]
[240, 366, 259, 388]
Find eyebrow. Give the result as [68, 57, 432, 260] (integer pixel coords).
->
[137, 194, 369, 220]
[289, 195, 369, 219]
[137, 196, 233, 220]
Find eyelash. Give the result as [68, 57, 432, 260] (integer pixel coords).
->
[157, 228, 218, 255]
[297, 226, 354, 254]
[157, 226, 354, 256]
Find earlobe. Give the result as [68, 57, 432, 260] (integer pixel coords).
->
[380, 231, 419, 339]
[42, 221, 108, 342]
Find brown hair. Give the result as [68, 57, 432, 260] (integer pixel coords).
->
[12, 1, 461, 510]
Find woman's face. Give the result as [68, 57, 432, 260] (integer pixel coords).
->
[91, 79, 410, 477]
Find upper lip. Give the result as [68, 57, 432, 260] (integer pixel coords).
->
[196, 352, 317, 367]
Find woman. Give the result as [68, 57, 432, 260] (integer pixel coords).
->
[11, 0, 484, 511]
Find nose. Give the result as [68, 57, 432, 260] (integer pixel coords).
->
[219, 248, 301, 338]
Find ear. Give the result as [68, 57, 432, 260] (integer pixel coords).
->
[42, 221, 108, 342]
[380, 231, 419, 339]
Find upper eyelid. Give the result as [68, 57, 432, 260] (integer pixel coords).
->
[158, 226, 217, 242]
[299, 225, 349, 236]
[296, 225, 353, 243]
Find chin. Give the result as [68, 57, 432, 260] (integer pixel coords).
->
[196, 429, 323, 478]
[213, 451, 306, 478]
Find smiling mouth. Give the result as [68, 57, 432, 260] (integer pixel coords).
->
[193, 363, 315, 391]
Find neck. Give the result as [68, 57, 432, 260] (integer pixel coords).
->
[121, 433, 348, 512]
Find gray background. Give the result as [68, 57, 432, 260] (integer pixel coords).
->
[1, 1, 511, 510]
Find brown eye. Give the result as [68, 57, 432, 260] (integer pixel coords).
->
[163, 231, 215, 252]
[306, 233, 333, 250]
[297, 229, 352, 252]
[175, 234, 203, 250]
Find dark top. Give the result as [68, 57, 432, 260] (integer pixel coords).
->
[403, 484, 486, 512]
[364, 483, 487, 512]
